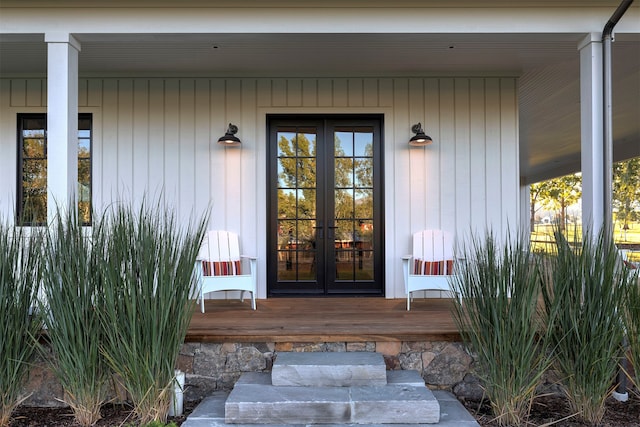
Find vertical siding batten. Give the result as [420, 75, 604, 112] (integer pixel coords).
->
[26, 80, 42, 107]
[116, 79, 134, 196]
[424, 78, 441, 229]
[78, 79, 88, 108]
[500, 78, 519, 229]
[302, 79, 318, 107]
[317, 79, 333, 107]
[390, 78, 410, 298]
[178, 79, 197, 225]
[86, 79, 102, 107]
[286, 79, 303, 107]
[407, 78, 426, 232]
[100, 79, 119, 207]
[163, 79, 181, 207]
[363, 78, 379, 107]
[131, 79, 149, 202]
[0, 79, 15, 218]
[147, 79, 165, 206]
[194, 78, 212, 221]
[484, 78, 503, 233]
[10, 80, 26, 107]
[226, 78, 243, 235]
[241, 79, 262, 296]
[469, 78, 487, 231]
[439, 78, 456, 234]
[272, 79, 287, 107]
[332, 79, 348, 108]
[454, 78, 471, 235]
[347, 78, 364, 107]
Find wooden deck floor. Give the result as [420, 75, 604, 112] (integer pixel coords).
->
[186, 298, 460, 343]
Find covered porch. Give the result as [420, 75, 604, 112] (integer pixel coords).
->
[186, 297, 460, 343]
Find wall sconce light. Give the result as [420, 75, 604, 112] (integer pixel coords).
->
[409, 123, 433, 146]
[217, 123, 241, 146]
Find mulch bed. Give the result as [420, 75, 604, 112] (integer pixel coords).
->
[8, 401, 199, 427]
[8, 394, 640, 426]
[465, 393, 640, 426]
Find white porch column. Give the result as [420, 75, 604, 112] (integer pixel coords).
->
[578, 33, 604, 231]
[45, 33, 80, 223]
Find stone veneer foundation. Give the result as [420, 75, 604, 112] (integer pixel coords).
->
[21, 341, 484, 407]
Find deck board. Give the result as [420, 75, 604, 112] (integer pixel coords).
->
[186, 298, 460, 343]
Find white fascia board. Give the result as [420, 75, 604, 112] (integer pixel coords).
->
[1, 7, 638, 35]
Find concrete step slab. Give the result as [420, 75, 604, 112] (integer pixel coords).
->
[182, 389, 479, 427]
[272, 352, 387, 387]
[225, 375, 439, 424]
[234, 369, 425, 388]
[432, 391, 480, 426]
[386, 369, 425, 387]
[225, 384, 352, 424]
[350, 385, 439, 424]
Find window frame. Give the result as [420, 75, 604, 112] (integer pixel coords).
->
[16, 113, 93, 226]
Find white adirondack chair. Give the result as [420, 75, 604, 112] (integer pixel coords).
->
[195, 230, 257, 312]
[401, 230, 459, 311]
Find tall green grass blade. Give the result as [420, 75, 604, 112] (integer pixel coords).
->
[98, 199, 208, 424]
[40, 207, 109, 426]
[451, 229, 549, 426]
[0, 221, 43, 427]
[542, 227, 631, 424]
[622, 258, 640, 394]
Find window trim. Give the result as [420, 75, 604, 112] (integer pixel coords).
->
[16, 113, 93, 226]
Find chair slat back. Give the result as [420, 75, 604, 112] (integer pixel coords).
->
[413, 230, 454, 262]
[199, 230, 241, 262]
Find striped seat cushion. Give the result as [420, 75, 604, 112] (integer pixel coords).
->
[202, 260, 242, 276]
[413, 259, 454, 275]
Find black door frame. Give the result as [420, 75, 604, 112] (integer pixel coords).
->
[266, 114, 385, 297]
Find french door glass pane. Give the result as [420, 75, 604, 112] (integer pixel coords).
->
[277, 128, 318, 283]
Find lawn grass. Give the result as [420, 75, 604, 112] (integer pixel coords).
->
[531, 221, 640, 261]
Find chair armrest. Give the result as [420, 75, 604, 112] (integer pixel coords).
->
[241, 255, 257, 260]
[401, 255, 412, 260]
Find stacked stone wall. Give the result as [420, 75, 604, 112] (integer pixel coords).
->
[21, 340, 480, 406]
[178, 341, 477, 401]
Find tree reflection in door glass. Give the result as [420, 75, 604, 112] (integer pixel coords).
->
[333, 128, 374, 281]
[277, 129, 317, 281]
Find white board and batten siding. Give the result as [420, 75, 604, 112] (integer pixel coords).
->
[0, 76, 519, 299]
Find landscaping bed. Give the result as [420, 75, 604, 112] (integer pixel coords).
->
[466, 393, 640, 426]
[8, 393, 640, 426]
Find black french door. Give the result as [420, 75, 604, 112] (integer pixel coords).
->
[267, 115, 384, 296]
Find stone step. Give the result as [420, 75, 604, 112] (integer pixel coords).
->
[271, 351, 387, 387]
[236, 370, 425, 388]
[225, 374, 440, 424]
[182, 390, 479, 427]
[386, 369, 426, 387]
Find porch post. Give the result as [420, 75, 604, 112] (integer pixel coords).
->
[578, 33, 604, 232]
[45, 33, 80, 223]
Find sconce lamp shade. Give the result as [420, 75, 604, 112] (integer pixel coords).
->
[409, 123, 433, 146]
[217, 123, 241, 146]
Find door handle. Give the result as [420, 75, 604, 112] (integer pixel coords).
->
[313, 222, 324, 239]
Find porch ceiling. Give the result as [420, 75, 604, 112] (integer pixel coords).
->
[1, 32, 638, 183]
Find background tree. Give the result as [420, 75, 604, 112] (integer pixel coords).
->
[277, 132, 316, 244]
[613, 157, 640, 237]
[529, 182, 545, 231]
[537, 173, 582, 232]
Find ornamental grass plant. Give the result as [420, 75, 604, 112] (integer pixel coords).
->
[97, 201, 208, 424]
[40, 208, 110, 426]
[541, 228, 631, 425]
[623, 261, 640, 394]
[451, 230, 549, 426]
[0, 222, 43, 427]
